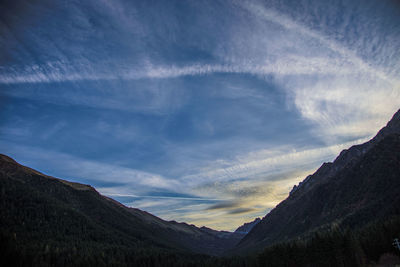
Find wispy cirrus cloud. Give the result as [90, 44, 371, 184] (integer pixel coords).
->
[2, 0, 397, 143]
[181, 137, 369, 186]
[237, 0, 399, 85]
[231, 0, 400, 145]
[0, 56, 359, 85]
[1, 0, 399, 231]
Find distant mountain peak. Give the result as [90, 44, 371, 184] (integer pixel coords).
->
[234, 218, 261, 234]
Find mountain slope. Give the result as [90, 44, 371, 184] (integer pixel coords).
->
[234, 109, 400, 253]
[234, 218, 261, 234]
[0, 154, 242, 258]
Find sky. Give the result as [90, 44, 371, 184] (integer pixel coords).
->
[0, 0, 399, 231]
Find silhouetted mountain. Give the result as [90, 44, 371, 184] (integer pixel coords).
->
[234, 109, 400, 254]
[0, 153, 242, 265]
[2, 109, 399, 266]
[234, 218, 261, 234]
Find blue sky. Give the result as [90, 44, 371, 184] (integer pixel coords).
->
[1, 0, 399, 231]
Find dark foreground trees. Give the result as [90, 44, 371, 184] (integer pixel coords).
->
[256, 216, 400, 267]
[1, 216, 399, 267]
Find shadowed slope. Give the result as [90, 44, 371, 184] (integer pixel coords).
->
[234, 109, 400, 254]
[0, 154, 243, 258]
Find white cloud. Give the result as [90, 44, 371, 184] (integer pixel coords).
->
[284, 75, 400, 142]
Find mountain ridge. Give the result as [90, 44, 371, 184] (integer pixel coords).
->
[234, 109, 400, 254]
[291, 109, 400, 197]
[0, 154, 244, 256]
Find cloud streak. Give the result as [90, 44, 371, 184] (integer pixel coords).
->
[181, 138, 370, 185]
[0, 56, 360, 85]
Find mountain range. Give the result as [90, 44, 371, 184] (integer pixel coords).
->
[0, 153, 244, 263]
[0, 109, 399, 266]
